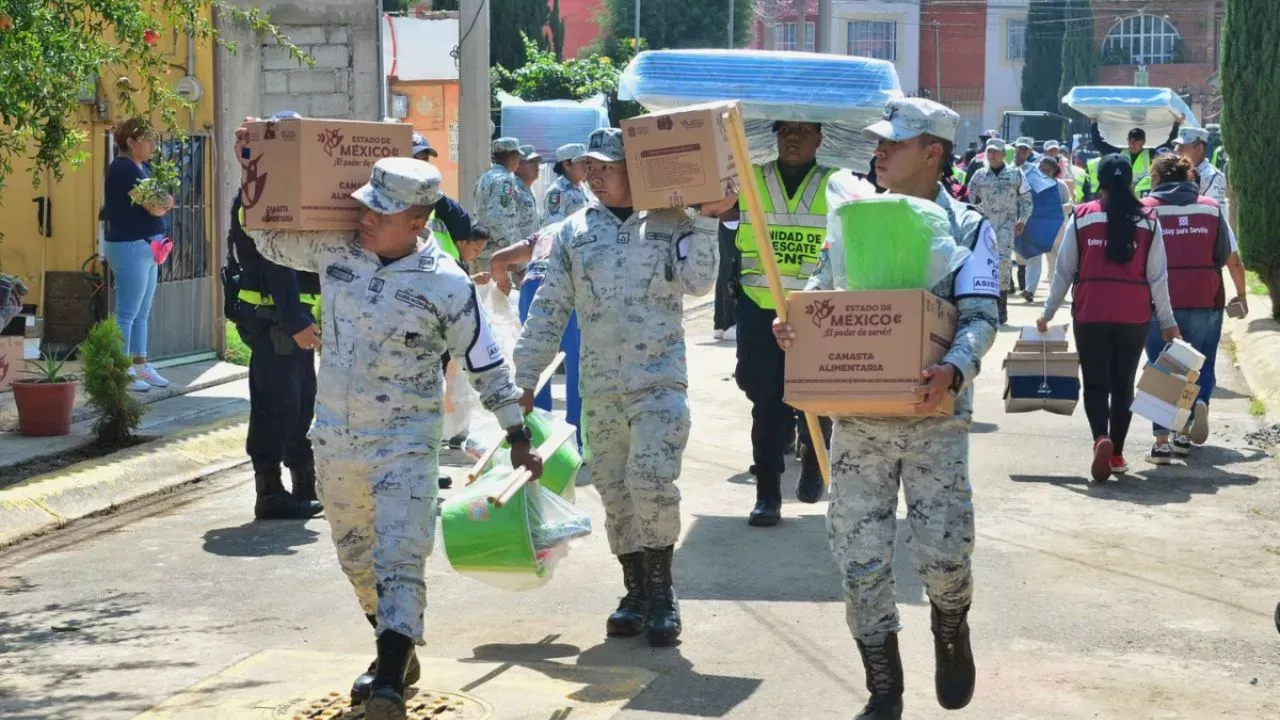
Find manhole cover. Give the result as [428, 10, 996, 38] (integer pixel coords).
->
[275, 688, 494, 720]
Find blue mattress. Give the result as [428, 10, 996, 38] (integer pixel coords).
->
[1062, 86, 1200, 149]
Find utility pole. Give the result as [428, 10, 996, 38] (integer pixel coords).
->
[728, 0, 735, 48]
[762, 0, 777, 49]
[932, 19, 942, 99]
[458, 0, 490, 211]
[817, 0, 832, 53]
[635, 0, 641, 45]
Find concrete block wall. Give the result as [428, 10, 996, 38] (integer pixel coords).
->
[260, 26, 356, 117]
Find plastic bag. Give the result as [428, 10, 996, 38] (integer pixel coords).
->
[0, 274, 28, 330]
[824, 191, 971, 291]
[475, 408, 582, 501]
[499, 92, 610, 161]
[476, 284, 521, 364]
[442, 358, 480, 442]
[441, 469, 592, 591]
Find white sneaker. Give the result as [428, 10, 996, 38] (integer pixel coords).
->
[723, 325, 737, 341]
[713, 329, 725, 340]
[136, 363, 170, 388]
[127, 368, 151, 393]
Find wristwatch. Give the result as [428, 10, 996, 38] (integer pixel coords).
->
[506, 425, 532, 445]
[946, 363, 964, 391]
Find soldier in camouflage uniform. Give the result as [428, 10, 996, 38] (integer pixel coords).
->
[774, 98, 999, 720]
[515, 144, 543, 233]
[513, 128, 728, 647]
[237, 128, 542, 719]
[967, 137, 1031, 324]
[544, 143, 593, 224]
[472, 137, 526, 270]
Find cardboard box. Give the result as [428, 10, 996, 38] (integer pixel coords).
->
[1003, 351, 1079, 378]
[240, 118, 413, 231]
[1132, 362, 1199, 429]
[1003, 376, 1080, 415]
[620, 102, 740, 211]
[1132, 392, 1192, 432]
[0, 335, 25, 392]
[784, 289, 957, 416]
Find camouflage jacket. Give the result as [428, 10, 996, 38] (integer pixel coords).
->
[247, 228, 524, 438]
[543, 175, 592, 225]
[473, 164, 524, 246]
[514, 204, 720, 397]
[969, 164, 1032, 226]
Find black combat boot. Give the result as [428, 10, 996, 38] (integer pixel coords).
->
[749, 470, 782, 526]
[363, 629, 415, 720]
[605, 552, 648, 637]
[351, 615, 422, 705]
[254, 471, 323, 520]
[288, 464, 322, 505]
[1016, 263, 1026, 292]
[996, 295, 1008, 325]
[644, 546, 681, 647]
[931, 602, 975, 710]
[855, 634, 904, 720]
[795, 442, 825, 504]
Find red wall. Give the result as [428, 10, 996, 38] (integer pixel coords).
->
[556, 0, 605, 57]
[920, 0, 987, 103]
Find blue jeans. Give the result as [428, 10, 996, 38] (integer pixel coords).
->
[518, 277, 582, 441]
[1145, 308, 1222, 435]
[104, 238, 159, 357]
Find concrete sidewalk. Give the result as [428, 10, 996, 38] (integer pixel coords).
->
[1227, 295, 1280, 423]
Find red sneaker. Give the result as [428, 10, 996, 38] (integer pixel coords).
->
[1091, 437, 1114, 483]
[1110, 454, 1129, 474]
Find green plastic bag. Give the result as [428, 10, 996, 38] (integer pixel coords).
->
[836, 195, 951, 290]
[441, 468, 593, 591]
[487, 409, 582, 500]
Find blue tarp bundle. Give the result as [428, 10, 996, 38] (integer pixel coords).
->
[1016, 172, 1066, 259]
[619, 49, 903, 170]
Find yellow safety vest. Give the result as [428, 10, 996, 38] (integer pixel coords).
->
[1070, 165, 1086, 203]
[430, 213, 459, 259]
[736, 162, 836, 309]
[1089, 152, 1151, 195]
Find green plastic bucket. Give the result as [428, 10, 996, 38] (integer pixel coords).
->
[836, 196, 939, 290]
[441, 469, 546, 590]
[487, 409, 581, 499]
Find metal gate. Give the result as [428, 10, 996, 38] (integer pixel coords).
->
[103, 131, 215, 361]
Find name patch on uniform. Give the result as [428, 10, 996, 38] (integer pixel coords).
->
[368, 278, 385, 294]
[571, 234, 598, 249]
[394, 288, 429, 310]
[646, 232, 672, 244]
[326, 265, 355, 283]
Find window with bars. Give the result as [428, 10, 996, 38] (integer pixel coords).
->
[776, 21, 816, 51]
[846, 20, 896, 61]
[1103, 13, 1183, 65]
[1006, 18, 1026, 61]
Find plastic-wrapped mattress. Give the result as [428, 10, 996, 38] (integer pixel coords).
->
[619, 49, 903, 170]
[499, 92, 610, 160]
[1062, 86, 1199, 149]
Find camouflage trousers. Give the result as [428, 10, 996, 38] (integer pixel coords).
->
[827, 415, 975, 644]
[313, 425, 438, 645]
[581, 386, 691, 555]
[991, 218, 1018, 292]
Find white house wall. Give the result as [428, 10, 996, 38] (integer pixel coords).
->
[832, 0, 921, 95]
[983, 0, 1028, 133]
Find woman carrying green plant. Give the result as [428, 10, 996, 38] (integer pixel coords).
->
[104, 117, 173, 392]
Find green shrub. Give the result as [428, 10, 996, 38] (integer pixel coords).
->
[80, 318, 144, 444]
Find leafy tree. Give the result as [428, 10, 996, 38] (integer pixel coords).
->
[0, 1, 306, 202]
[493, 0, 550, 72]
[493, 34, 642, 126]
[1058, 0, 1099, 130]
[1222, 0, 1280, 316]
[548, 0, 566, 60]
[598, 0, 753, 52]
[1019, 0, 1065, 139]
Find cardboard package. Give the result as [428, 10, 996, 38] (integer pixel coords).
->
[0, 334, 25, 392]
[1003, 350, 1080, 415]
[784, 289, 957, 416]
[620, 102, 740, 211]
[240, 118, 414, 231]
[1132, 362, 1199, 429]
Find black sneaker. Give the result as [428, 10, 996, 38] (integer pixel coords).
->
[1147, 442, 1174, 465]
[1172, 434, 1192, 457]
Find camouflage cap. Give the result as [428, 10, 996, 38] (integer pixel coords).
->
[492, 137, 520, 153]
[1043, 140, 1061, 152]
[351, 157, 442, 215]
[984, 138, 1008, 152]
[518, 144, 543, 162]
[1173, 126, 1209, 146]
[1014, 136, 1034, 149]
[862, 98, 960, 144]
[577, 128, 625, 162]
[555, 143, 587, 162]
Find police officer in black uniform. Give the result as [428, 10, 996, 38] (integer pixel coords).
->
[227, 193, 325, 520]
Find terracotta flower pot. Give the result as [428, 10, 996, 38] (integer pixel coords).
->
[12, 379, 77, 437]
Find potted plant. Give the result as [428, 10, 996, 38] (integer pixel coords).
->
[12, 350, 77, 437]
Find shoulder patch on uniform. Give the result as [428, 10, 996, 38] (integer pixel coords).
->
[368, 277, 385, 294]
[547, 190, 561, 206]
[394, 288, 429, 310]
[416, 254, 437, 272]
[325, 265, 355, 283]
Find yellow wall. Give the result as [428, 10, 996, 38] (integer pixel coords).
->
[0, 18, 216, 309]
[392, 79, 461, 200]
